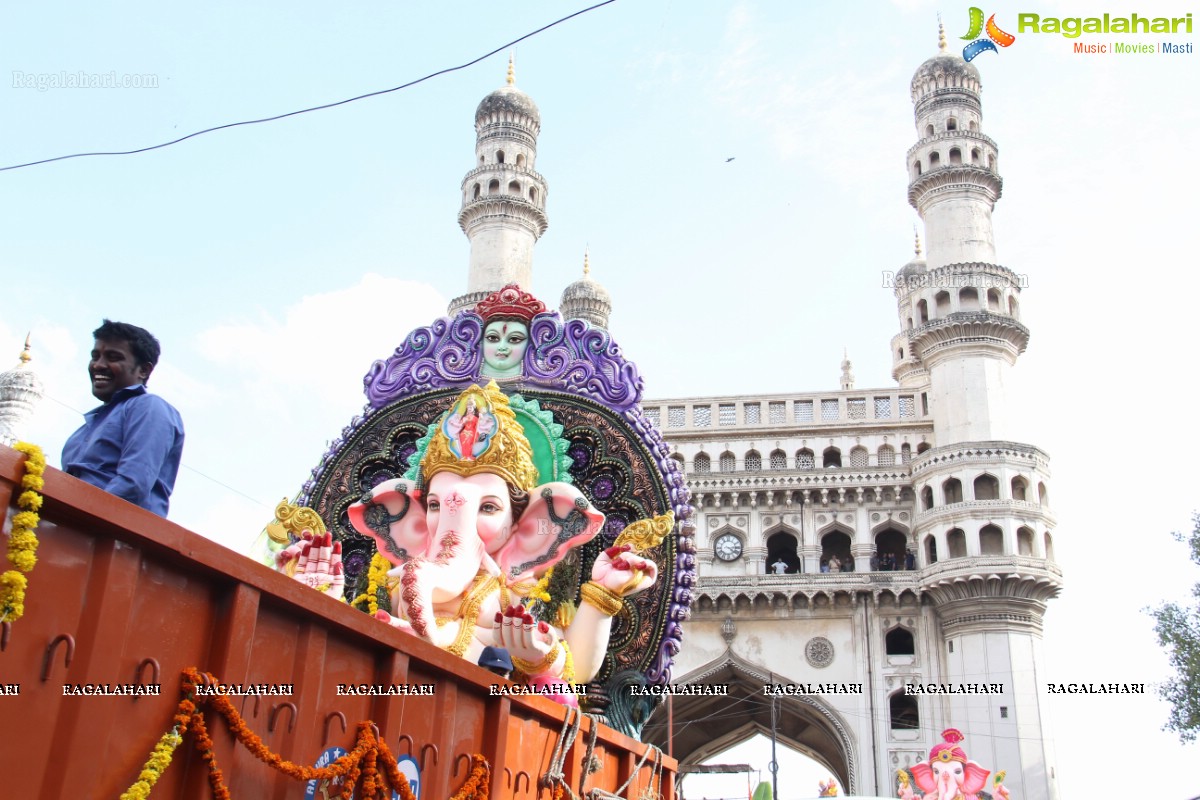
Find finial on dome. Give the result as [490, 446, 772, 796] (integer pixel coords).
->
[937, 13, 947, 51]
[913, 225, 923, 258]
[583, 246, 590, 277]
[19, 333, 32, 363]
[507, 53, 515, 86]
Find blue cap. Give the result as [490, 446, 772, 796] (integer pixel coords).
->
[478, 646, 513, 671]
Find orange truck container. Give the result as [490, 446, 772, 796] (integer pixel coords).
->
[0, 445, 676, 799]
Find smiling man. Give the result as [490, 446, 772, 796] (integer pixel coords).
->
[61, 320, 184, 517]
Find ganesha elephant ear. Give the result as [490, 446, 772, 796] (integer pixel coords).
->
[961, 762, 991, 795]
[909, 763, 936, 794]
[495, 482, 605, 583]
[347, 479, 430, 566]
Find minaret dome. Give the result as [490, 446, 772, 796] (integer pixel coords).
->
[0, 334, 45, 446]
[560, 249, 612, 329]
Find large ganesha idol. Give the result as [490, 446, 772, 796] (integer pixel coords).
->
[897, 729, 1010, 800]
[271, 284, 696, 731]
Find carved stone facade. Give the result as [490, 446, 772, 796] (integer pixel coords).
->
[644, 41, 1062, 800]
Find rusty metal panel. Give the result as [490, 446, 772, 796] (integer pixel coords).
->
[0, 445, 676, 799]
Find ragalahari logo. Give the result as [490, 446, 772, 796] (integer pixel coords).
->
[961, 8, 1016, 61]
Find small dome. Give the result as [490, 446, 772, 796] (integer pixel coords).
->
[476, 85, 540, 125]
[896, 256, 927, 282]
[912, 52, 980, 88]
[0, 339, 43, 396]
[0, 337, 45, 446]
[560, 252, 612, 329]
[896, 229, 927, 281]
[561, 275, 611, 305]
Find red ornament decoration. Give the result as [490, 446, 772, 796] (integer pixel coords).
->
[473, 284, 546, 323]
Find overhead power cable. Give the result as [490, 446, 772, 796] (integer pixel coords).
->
[0, 0, 616, 174]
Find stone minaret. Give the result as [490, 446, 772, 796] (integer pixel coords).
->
[902, 22, 1028, 444]
[839, 349, 854, 391]
[0, 335, 45, 446]
[448, 57, 549, 316]
[901, 23, 1060, 800]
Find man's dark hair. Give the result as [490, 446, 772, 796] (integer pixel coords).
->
[93, 319, 162, 370]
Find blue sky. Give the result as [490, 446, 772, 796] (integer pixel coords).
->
[3, 1, 1198, 796]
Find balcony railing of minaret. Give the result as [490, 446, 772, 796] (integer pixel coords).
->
[907, 165, 1003, 193]
[906, 130, 997, 159]
[912, 87, 982, 109]
[908, 441, 1051, 476]
[905, 311, 1030, 348]
[460, 163, 546, 186]
[914, 498, 1055, 526]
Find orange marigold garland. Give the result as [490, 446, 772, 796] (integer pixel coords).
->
[1, 441, 45, 624]
[118, 668, 492, 799]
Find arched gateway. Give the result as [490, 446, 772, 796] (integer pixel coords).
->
[642, 650, 857, 793]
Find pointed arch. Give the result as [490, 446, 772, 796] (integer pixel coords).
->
[980, 523, 1004, 555]
[848, 446, 868, 469]
[1011, 476, 1028, 501]
[973, 473, 1000, 500]
[885, 626, 915, 656]
[877, 444, 896, 466]
[947, 528, 967, 558]
[1017, 526, 1034, 556]
[820, 529, 853, 572]
[765, 526, 801, 574]
[643, 651, 858, 793]
[822, 447, 842, 469]
[873, 528, 908, 571]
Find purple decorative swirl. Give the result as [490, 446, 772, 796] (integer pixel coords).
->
[525, 315, 644, 412]
[622, 404, 695, 686]
[363, 314, 483, 408]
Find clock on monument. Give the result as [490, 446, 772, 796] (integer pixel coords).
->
[714, 533, 743, 562]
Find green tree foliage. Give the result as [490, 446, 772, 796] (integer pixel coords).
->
[1149, 513, 1200, 742]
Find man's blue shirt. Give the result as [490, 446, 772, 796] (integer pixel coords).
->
[61, 385, 184, 517]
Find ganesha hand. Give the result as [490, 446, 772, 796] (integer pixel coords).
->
[493, 605, 563, 677]
[590, 544, 658, 597]
[276, 529, 315, 573]
[374, 609, 415, 633]
[290, 531, 345, 599]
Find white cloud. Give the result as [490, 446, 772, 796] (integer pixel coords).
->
[194, 273, 445, 418]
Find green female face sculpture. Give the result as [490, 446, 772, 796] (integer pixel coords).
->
[481, 319, 528, 379]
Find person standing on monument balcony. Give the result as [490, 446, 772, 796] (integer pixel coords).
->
[61, 320, 184, 517]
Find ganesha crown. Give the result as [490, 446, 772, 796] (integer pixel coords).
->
[419, 381, 539, 492]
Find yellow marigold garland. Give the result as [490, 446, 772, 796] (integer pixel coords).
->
[350, 552, 393, 615]
[528, 567, 553, 603]
[119, 728, 184, 800]
[1, 441, 45, 624]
